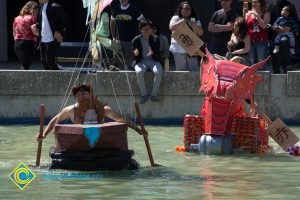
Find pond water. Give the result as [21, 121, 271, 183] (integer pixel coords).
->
[0, 125, 300, 200]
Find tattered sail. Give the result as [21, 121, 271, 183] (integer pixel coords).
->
[83, 0, 120, 62]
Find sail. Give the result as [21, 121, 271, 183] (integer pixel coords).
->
[85, 0, 120, 62]
[82, 0, 96, 25]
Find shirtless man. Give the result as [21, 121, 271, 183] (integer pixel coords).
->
[36, 83, 144, 141]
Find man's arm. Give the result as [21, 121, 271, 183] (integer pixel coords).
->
[104, 106, 145, 135]
[36, 105, 73, 140]
[208, 22, 233, 33]
[110, 18, 116, 40]
[208, 11, 233, 33]
[52, 3, 67, 42]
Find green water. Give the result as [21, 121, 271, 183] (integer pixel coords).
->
[1, 125, 300, 200]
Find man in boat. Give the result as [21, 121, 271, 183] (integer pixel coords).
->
[36, 83, 144, 140]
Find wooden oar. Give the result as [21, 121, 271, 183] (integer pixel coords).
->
[245, 102, 273, 126]
[252, 104, 300, 151]
[35, 104, 45, 167]
[134, 103, 158, 167]
[260, 112, 273, 126]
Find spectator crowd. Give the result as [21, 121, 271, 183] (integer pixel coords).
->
[13, 0, 300, 104]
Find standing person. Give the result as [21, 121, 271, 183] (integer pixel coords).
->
[133, 20, 162, 104]
[245, 0, 270, 66]
[13, 1, 39, 70]
[268, 0, 291, 26]
[215, 17, 251, 65]
[267, 0, 298, 74]
[110, 0, 145, 70]
[169, 1, 203, 71]
[32, 0, 67, 70]
[208, 0, 238, 57]
[272, 6, 299, 55]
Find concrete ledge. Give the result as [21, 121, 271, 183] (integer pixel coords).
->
[0, 70, 300, 120]
[287, 71, 300, 96]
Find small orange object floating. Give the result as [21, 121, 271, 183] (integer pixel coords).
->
[176, 146, 186, 152]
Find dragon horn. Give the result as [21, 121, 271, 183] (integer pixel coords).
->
[250, 56, 271, 72]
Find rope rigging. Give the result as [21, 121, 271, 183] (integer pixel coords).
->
[58, 0, 138, 125]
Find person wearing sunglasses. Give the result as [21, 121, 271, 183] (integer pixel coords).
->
[208, 0, 238, 57]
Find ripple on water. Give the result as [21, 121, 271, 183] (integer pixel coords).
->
[1, 125, 300, 200]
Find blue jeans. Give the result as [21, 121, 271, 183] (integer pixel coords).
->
[135, 58, 162, 97]
[249, 41, 269, 66]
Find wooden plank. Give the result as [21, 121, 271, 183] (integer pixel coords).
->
[171, 21, 205, 57]
[267, 118, 299, 151]
[54, 122, 126, 135]
[53, 122, 128, 152]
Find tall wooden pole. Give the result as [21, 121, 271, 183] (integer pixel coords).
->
[35, 104, 45, 167]
[134, 103, 155, 167]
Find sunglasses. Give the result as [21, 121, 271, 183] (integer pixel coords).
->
[221, 0, 230, 2]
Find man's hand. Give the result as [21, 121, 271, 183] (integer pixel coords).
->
[147, 47, 154, 57]
[226, 22, 234, 31]
[134, 48, 139, 56]
[54, 31, 63, 43]
[36, 132, 46, 142]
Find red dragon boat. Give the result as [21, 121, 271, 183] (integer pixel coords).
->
[183, 50, 270, 155]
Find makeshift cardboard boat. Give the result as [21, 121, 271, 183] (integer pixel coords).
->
[50, 122, 139, 171]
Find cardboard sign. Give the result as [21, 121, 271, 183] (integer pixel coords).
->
[171, 22, 204, 57]
[267, 118, 299, 151]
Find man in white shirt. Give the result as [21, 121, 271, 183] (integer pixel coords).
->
[34, 0, 67, 70]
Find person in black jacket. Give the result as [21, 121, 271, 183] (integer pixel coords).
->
[32, 0, 67, 70]
[132, 20, 162, 104]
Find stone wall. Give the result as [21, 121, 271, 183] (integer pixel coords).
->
[1, 70, 300, 121]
